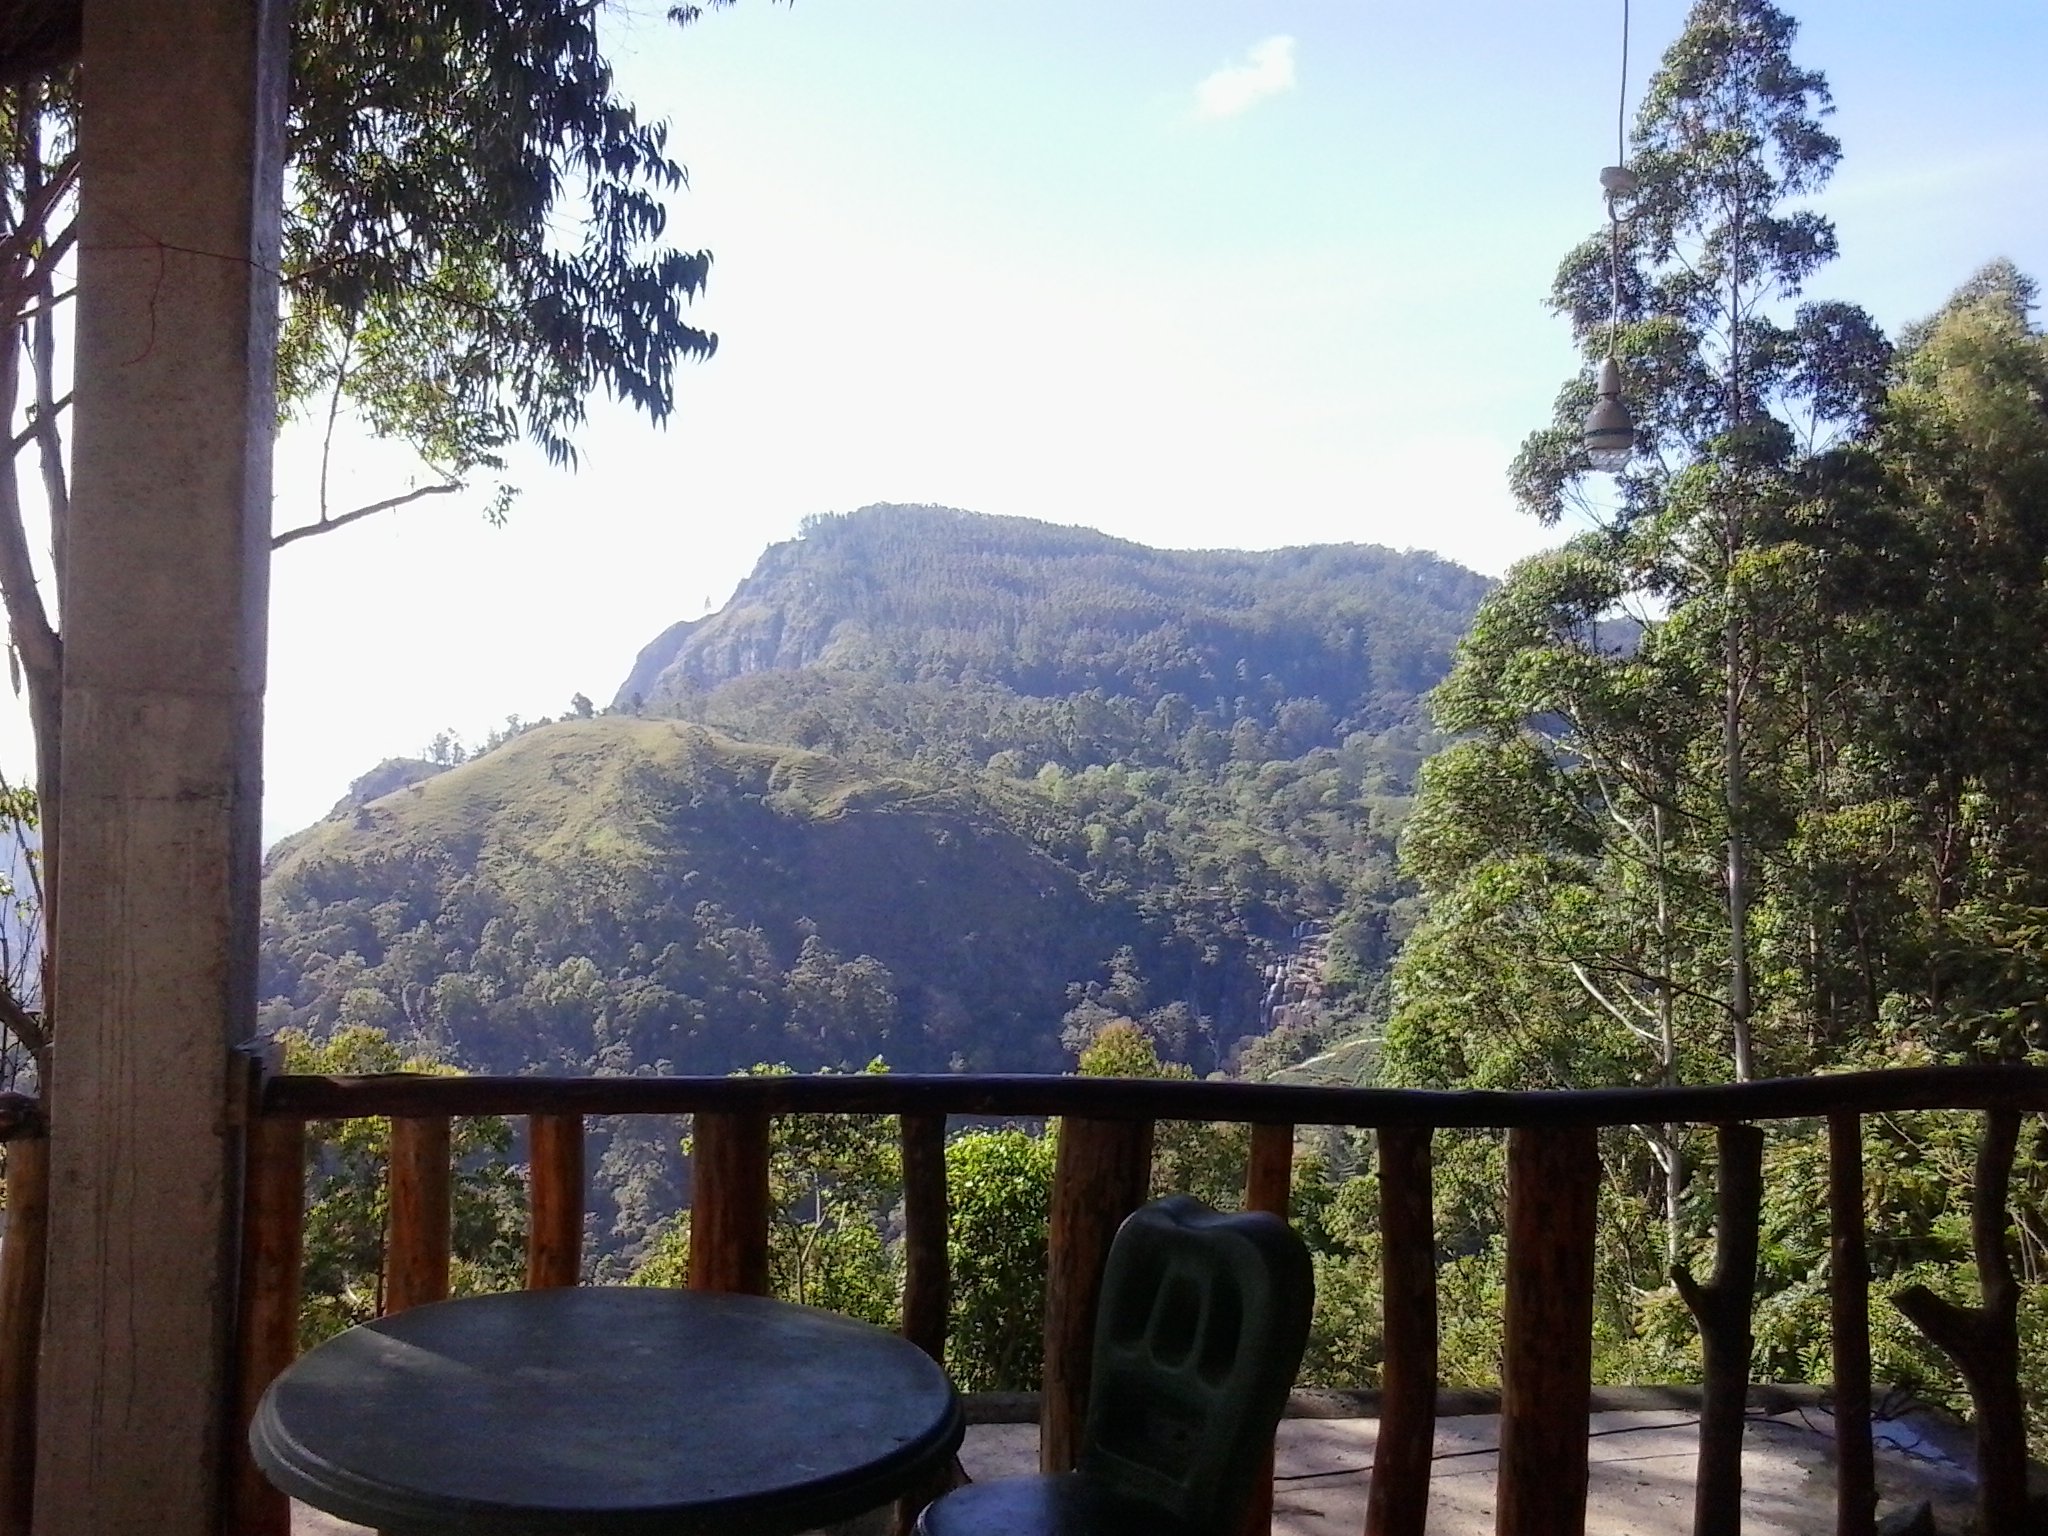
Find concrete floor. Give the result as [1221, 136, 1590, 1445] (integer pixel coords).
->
[292, 1407, 1979, 1534]
[956, 1410, 1974, 1534]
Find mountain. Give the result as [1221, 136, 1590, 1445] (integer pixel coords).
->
[619, 504, 1488, 728]
[258, 506, 1489, 1257]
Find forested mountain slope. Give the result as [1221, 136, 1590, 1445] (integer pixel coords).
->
[259, 508, 1488, 1249]
[263, 719, 1146, 1075]
[266, 508, 1488, 1069]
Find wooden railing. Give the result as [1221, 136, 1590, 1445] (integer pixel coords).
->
[229, 1065, 2048, 1536]
[5, 1069, 2048, 1536]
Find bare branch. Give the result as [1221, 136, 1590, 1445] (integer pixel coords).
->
[316, 323, 358, 525]
[271, 480, 464, 550]
[29, 263, 69, 585]
[0, 984, 46, 1060]
[0, 340, 60, 682]
[1568, 961, 1661, 1043]
[5, 391, 69, 457]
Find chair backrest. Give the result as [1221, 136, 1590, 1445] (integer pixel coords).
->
[1078, 1195, 1314, 1536]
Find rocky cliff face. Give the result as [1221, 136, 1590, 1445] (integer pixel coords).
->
[614, 503, 1491, 718]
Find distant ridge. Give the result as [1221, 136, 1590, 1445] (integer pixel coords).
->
[615, 503, 1490, 723]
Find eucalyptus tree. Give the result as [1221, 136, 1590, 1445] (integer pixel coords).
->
[0, 0, 731, 1074]
[1498, 0, 1888, 1082]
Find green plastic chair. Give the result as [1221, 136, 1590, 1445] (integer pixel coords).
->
[918, 1195, 1314, 1536]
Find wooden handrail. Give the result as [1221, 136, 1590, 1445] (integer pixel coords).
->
[1239, 1123, 1294, 1536]
[259, 1062, 2048, 1127]
[900, 1114, 950, 1364]
[230, 1114, 304, 1536]
[688, 1109, 771, 1295]
[1828, 1111, 1875, 1536]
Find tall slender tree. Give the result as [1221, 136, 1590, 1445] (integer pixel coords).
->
[1497, 0, 1887, 1082]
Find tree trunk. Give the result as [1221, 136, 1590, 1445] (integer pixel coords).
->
[1725, 607, 1754, 1082]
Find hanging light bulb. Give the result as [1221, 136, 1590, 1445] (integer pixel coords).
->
[1583, 356, 1634, 473]
[1579, 0, 1636, 475]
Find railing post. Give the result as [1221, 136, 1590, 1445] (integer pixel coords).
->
[230, 1113, 305, 1536]
[1893, 1108, 2027, 1536]
[900, 1114, 950, 1362]
[689, 1109, 771, 1295]
[1828, 1112, 1874, 1536]
[1497, 1125, 1599, 1536]
[1238, 1122, 1295, 1536]
[1672, 1122, 1764, 1536]
[386, 1115, 453, 1313]
[1367, 1124, 1436, 1536]
[0, 1131, 48, 1536]
[1041, 1115, 1153, 1473]
[896, 1113, 958, 1536]
[525, 1113, 585, 1290]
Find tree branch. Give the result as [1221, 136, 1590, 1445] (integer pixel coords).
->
[316, 323, 358, 525]
[1567, 961, 1660, 1043]
[271, 480, 463, 550]
[30, 261, 69, 587]
[0, 342, 60, 683]
[0, 983, 46, 1061]
[5, 392, 69, 457]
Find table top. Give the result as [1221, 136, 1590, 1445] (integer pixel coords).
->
[252, 1286, 965, 1536]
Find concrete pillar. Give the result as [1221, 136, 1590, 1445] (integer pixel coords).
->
[33, 0, 286, 1531]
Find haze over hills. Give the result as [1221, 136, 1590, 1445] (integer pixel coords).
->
[258, 505, 1489, 1255]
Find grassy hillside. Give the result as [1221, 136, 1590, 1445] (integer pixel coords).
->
[263, 717, 1153, 1077]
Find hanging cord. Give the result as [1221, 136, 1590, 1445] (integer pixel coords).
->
[1617, 0, 1629, 168]
[1608, 195, 1624, 358]
[1606, 0, 1631, 359]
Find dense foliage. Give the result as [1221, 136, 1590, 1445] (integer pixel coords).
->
[1386, 0, 2048, 1437]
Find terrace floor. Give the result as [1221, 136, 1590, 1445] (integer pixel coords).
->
[290, 1404, 1982, 1535]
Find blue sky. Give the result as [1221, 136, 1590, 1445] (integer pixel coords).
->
[238, 0, 2048, 840]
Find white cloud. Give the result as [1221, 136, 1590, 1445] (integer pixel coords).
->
[1194, 35, 1297, 120]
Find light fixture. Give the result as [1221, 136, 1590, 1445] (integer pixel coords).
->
[1580, 0, 1635, 474]
[1584, 357, 1634, 473]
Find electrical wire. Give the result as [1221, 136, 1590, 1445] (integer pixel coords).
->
[1618, 0, 1630, 169]
[1606, 0, 1631, 360]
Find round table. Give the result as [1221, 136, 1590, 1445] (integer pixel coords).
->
[252, 1287, 965, 1536]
